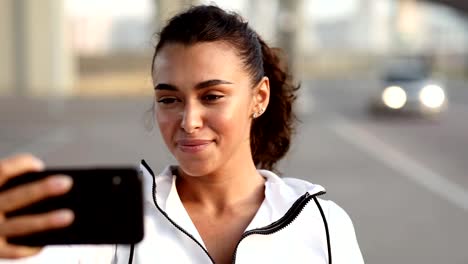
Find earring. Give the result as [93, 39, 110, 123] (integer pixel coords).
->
[252, 107, 265, 119]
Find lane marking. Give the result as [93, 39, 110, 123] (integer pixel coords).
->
[328, 116, 468, 211]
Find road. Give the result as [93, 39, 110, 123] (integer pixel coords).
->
[284, 77, 468, 263]
[0, 76, 467, 263]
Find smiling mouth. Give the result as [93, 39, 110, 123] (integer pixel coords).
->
[176, 139, 212, 153]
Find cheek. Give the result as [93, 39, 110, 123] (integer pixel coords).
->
[156, 110, 178, 143]
[155, 110, 169, 126]
[211, 100, 251, 140]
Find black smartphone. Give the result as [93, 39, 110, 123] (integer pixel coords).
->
[0, 167, 144, 246]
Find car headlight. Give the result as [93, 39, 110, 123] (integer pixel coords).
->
[419, 85, 445, 108]
[382, 86, 407, 109]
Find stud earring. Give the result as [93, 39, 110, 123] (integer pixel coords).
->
[252, 107, 265, 119]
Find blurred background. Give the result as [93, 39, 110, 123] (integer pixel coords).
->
[1, 0, 468, 263]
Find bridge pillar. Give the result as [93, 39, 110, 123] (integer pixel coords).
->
[0, 0, 15, 95]
[0, 0, 74, 96]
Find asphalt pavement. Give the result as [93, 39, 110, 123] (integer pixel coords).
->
[1, 76, 467, 263]
[287, 77, 468, 263]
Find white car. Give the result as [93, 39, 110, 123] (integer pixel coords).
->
[368, 58, 448, 117]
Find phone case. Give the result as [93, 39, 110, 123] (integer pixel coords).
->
[0, 168, 144, 246]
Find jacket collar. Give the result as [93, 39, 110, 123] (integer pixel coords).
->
[139, 162, 326, 229]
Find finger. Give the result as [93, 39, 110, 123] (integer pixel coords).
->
[0, 242, 42, 259]
[0, 154, 44, 186]
[0, 209, 74, 238]
[0, 175, 73, 213]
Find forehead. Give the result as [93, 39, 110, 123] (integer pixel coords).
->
[152, 42, 247, 83]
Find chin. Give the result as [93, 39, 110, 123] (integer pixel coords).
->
[176, 158, 217, 178]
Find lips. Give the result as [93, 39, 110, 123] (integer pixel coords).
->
[176, 139, 213, 153]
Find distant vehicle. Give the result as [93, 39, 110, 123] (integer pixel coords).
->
[368, 56, 448, 117]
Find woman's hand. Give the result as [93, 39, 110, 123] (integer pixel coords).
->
[0, 154, 74, 259]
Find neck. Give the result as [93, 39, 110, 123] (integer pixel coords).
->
[175, 159, 265, 213]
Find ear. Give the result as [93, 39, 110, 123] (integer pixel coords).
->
[251, 77, 270, 118]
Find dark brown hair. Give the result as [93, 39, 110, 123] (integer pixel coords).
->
[152, 5, 299, 172]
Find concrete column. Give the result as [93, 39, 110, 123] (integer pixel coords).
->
[0, 0, 15, 95]
[395, 0, 424, 52]
[247, 0, 279, 44]
[369, 0, 393, 54]
[23, 0, 74, 96]
[276, 0, 312, 114]
[277, 0, 303, 75]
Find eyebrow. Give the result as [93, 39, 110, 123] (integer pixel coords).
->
[154, 79, 233, 91]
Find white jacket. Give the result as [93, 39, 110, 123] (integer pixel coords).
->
[1, 161, 364, 264]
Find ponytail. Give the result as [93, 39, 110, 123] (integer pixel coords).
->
[250, 37, 299, 172]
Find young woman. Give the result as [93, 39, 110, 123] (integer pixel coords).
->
[0, 5, 364, 264]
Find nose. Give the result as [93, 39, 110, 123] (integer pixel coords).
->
[180, 101, 203, 133]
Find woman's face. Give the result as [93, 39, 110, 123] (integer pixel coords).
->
[152, 41, 268, 177]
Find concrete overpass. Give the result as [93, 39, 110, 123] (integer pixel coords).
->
[426, 0, 468, 13]
[0, 0, 465, 96]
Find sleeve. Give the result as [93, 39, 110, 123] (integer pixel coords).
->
[326, 201, 365, 264]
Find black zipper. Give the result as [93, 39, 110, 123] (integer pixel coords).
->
[143, 161, 216, 264]
[142, 160, 326, 264]
[231, 191, 326, 264]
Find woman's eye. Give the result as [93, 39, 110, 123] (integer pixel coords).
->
[157, 97, 178, 104]
[202, 94, 224, 102]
